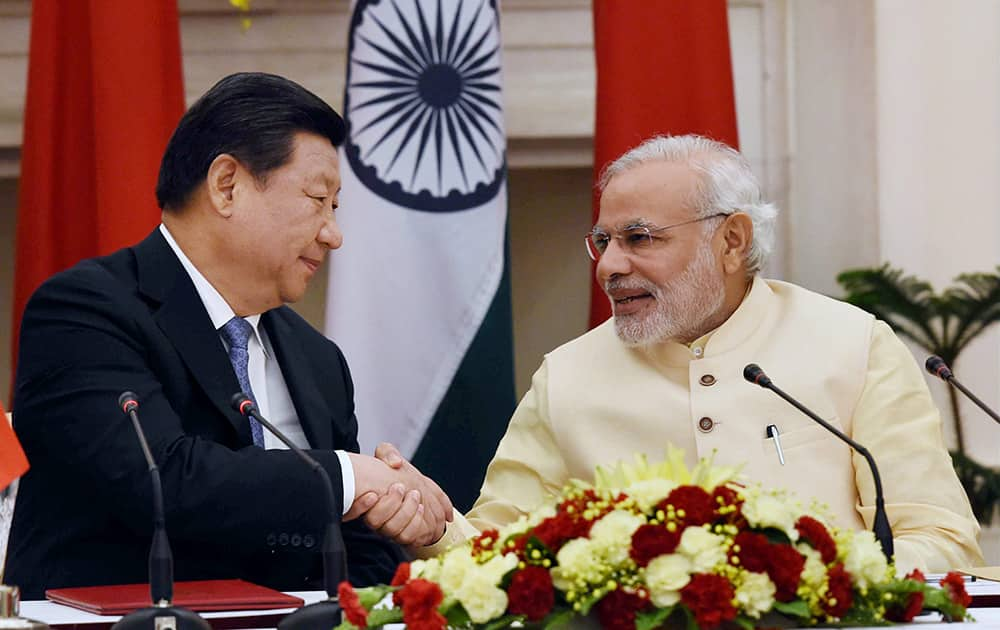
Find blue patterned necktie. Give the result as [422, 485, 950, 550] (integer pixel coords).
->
[220, 316, 265, 447]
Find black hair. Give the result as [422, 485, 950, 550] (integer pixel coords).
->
[156, 72, 345, 211]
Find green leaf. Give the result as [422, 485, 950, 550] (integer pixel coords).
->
[365, 608, 404, 627]
[731, 616, 755, 630]
[356, 585, 393, 609]
[442, 600, 472, 627]
[772, 598, 811, 618]
[541, 608, 577, 630]
[635, 606, 673, 630]
[481, 614, 523, 630]
[333, 621, 357, 630]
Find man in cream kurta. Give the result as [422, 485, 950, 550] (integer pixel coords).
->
[413, 135, 982, 573]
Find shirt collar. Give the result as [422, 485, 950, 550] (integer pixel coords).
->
[159, 224, 265, 349]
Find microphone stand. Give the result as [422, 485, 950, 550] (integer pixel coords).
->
[743, 365, 895, 561]
[229, 393, 345, 630]
[113, 393, 210, 630]
[925, 355, 1000, 424]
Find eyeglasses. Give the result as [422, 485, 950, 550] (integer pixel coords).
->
[584, 213, 729, 261]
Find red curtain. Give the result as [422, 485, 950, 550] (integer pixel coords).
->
[589, 1, 740, 327]
[11, 1, 185, 394]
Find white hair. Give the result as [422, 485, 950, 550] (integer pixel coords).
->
[598, 134, 778, 275]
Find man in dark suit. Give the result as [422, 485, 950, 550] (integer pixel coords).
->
[5, 73, 451, 598]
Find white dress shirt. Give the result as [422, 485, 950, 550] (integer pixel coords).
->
[159, 224, 355, 513]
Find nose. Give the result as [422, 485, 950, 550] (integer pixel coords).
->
[318, 212, 343, 250]
[595, 239, 632, 285]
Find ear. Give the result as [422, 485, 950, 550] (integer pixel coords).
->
[718, 212, 753, 275]
[205, 154, 240, 218]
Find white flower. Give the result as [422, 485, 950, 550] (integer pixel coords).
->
[677, 526, 727, 573]
[553, 538, 599, 589]
[742, 491, 799, 540]
[455, 569, 509, 623]
[839, 530, 889, 589]
[735, 570, 776, 618]
[644, 554, 692, 607]
[626, 478, 678, 512]
[439, 547, 477, 593]
[481, 552, 519, 583]
[590, 510, 647, 566]
[410, 558, 442, 583]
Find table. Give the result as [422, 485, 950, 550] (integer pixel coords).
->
[19, 591, 327, 630]
[20, 585, 1000, 629]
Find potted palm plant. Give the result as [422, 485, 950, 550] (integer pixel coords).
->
[837, 265, 1000, 524]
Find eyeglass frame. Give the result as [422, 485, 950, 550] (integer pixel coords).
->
[584, 212, 730, 261]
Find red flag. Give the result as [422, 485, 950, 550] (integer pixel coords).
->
[0, 399, 28, 491]
[589, 1, 739, 328]
[10, 1, 185, 393]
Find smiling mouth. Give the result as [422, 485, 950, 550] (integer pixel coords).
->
[300, 257, 321, 273]
[614, 294, 650, 304]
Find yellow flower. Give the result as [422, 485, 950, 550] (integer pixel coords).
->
[644, 554, 692, 607]
[677, 526, 727, 573]
[735, 570, 776, 618]
[590, 510, 647, 566]
[593, 446, 742, 493]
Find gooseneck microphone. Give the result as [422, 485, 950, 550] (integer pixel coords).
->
[229, 393, 345, 630]
[113, 392, 210, 630]
[925, 355, 1000, 424]
[742, 365, 895, 561]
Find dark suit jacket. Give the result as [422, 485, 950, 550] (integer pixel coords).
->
[5, 229, 404, 598]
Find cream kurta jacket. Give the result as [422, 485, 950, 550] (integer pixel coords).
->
[424, 277, 982, 572]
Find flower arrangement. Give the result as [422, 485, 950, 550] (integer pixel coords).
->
[337, 447, 972, 629]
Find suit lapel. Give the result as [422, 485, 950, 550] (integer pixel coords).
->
[134, 230, 253, 445]
[263, 311, 334, 449]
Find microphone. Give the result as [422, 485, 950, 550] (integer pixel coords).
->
[113, 392, 210, 630]
[229, 393, 345, 630]
[742, 365, 895, 561]
[925, 355, 1000, 424]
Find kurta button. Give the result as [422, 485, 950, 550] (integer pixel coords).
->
[699, 374, 716, 386]
[698, 417, 715, 432]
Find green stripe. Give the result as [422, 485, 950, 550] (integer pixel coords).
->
[411, 224, 515, 512]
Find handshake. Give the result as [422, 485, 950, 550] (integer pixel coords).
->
[346, 443, 454, 547]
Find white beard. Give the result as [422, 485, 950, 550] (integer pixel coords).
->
[608, 244, 726, 347]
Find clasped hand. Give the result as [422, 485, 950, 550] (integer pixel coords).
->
[345, 444, 453, 546]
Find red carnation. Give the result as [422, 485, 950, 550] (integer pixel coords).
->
[507, 566, 555, 621]
[398, 579, 447, 630]
[630, 523, 682, 567]
[795, 516, 837, 564]
[906, 568, 926, 583]
[941, 572, 972, 608]
[732, 531, 771, 573]
[338, 581, 368, 628]
[595, 588, 651, 630]
[532, 511, 591, 552]
[390, 562, 410, 606]
[822, 563, 854, 619]
[765, 543, 806, 602]
[885, 590, 925, 622]
[680, 573, 737, 629]
[661, 485, 716, 526]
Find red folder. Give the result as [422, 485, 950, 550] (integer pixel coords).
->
[45, 579, 305, 615]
